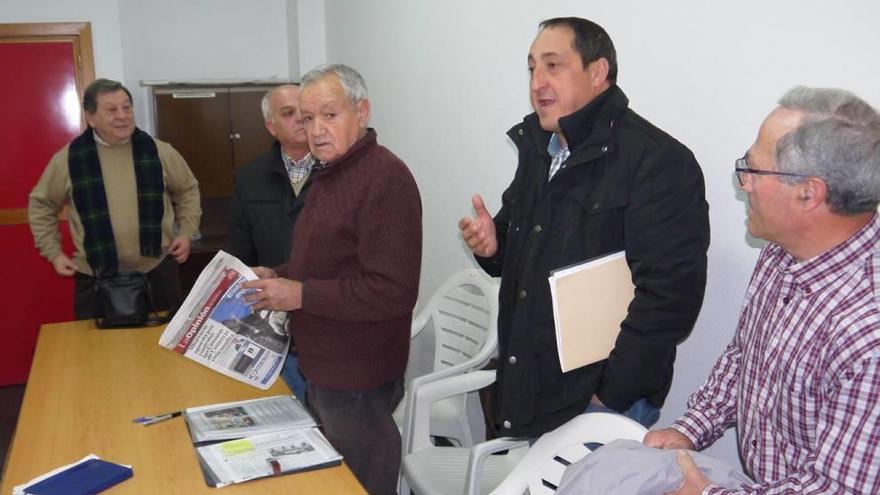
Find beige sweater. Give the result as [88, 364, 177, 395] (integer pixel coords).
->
[28, 137, 201, 275]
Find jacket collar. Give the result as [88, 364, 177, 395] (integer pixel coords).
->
[511, 85, 630, 156]
[250, 141, 287, 176]
[558, 85, 627, 151]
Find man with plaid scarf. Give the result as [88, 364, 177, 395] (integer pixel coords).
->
[29, 78, 201, 319]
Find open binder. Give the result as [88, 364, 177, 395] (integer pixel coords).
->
[183, 395, 342, 487]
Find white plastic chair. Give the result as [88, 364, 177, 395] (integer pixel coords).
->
[393, 268, 499, 448]
[400, 369, 648, 495]
[400, 370, 530, 495]
[490, 412, 648, 495]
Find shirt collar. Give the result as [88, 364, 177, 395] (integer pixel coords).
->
[282, 151, 316, 169]
[92, 130, 130, 147]
[547, 132, 568, 157]
[776, 213, 880, 295]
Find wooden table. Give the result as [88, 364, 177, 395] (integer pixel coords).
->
[1, 320, 366, 494]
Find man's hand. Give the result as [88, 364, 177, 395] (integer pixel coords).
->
[51, 253, 77, 276]
[168, 235, 191, 263]
[252, 266, 278, 279]
[644, 428, 696, 450]
[242, 278, 302, 311]
[458, 194, 498, 257]
[664, 450, 710, 495]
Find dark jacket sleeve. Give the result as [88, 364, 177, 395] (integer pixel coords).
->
[475, 157, 526, 276]
[227, 174, 257, 266]
[596, 142, 710, 411]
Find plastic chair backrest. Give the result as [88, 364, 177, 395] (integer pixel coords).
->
[490, 412, 648, 495]
[426, 269, 498, 373]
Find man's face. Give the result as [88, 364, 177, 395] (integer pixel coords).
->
[300, 75, 369, 163]
[740, 107, 805, 243]
[85, 89, 134, 145]
[265, 85, 308, 149]
[528, 26, 609, 136]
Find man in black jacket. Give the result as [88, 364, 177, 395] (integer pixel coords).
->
[228, 84, 314, 399]
[459, 17, 710, 438]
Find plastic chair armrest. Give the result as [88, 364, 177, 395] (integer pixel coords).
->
[464, 438, 530, 495]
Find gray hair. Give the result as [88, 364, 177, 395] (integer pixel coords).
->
[300, 64, 368, 108]
[260, 84, 300, 121]
[776, 86, 880, 214]
[260, 90, 272, 120]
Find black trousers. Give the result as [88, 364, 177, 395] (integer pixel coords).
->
[73, 256, 182, 320]
[306, 378, 404, 495]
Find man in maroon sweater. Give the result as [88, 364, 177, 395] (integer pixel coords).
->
[243, 64, 422, 495]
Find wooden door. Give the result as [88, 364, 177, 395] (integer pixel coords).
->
[0, 22, 94, 385]
[155, 88, 234, 199]
[229, 87, 275, 171]
[155, 85, 276, 296]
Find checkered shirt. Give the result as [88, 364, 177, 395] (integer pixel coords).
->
[674, 214, 880, 494]
[282, 152, 316, 184]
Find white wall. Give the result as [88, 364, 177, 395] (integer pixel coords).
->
[294, 0, 327, 77]
[323, 0, 880, 465]
[0, 0, 126, 80]
[118, 0, 292, 130]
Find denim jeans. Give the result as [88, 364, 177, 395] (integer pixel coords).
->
[584, 397, 661, 428]
[280, 353, 308, 401]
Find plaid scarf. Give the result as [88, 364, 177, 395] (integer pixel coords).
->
[68, 127, 164, 275]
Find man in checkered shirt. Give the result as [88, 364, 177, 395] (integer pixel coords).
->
[645, 86, 880, 494]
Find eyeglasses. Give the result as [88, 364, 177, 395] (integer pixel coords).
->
[734, 154, 809, 186]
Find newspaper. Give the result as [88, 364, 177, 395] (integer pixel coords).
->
[185, 395, 315, 444]
[159, 250, 289, 389]
[197, 428, 343, 487]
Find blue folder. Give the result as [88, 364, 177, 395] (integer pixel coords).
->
[24, 458, 132, 495]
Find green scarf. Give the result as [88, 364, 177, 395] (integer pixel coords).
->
[68, 127, 164, 275]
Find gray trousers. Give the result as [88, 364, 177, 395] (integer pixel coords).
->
[306, 378, 404, 495]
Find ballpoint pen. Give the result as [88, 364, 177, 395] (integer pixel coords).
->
[132, 410, 182, 426]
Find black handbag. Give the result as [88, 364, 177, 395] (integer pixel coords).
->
[93, 272, 154, 328]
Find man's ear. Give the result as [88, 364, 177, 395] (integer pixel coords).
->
[85, 111, 97, 129]
[357, 99, 371, 127]
[588, 58, 610, 88]
[798, 176, 828, 211]
[264, 118, 278, 138]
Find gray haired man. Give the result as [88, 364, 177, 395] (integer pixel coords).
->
[242, 65, 422, 494]
[646, 87, 880, 494]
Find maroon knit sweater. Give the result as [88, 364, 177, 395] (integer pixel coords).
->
[276, 129, 422, 391]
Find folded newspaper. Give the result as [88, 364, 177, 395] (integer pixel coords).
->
[159, 250, 289, 389]
[183, 395, 342, 487]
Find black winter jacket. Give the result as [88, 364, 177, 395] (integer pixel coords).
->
[477, 86, 710, 437]
[228, 142, 311, 267]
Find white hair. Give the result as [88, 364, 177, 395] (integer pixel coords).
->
[300, 64, 368, 108]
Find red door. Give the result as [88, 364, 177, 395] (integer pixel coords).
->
[0, 23, 94, 385]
